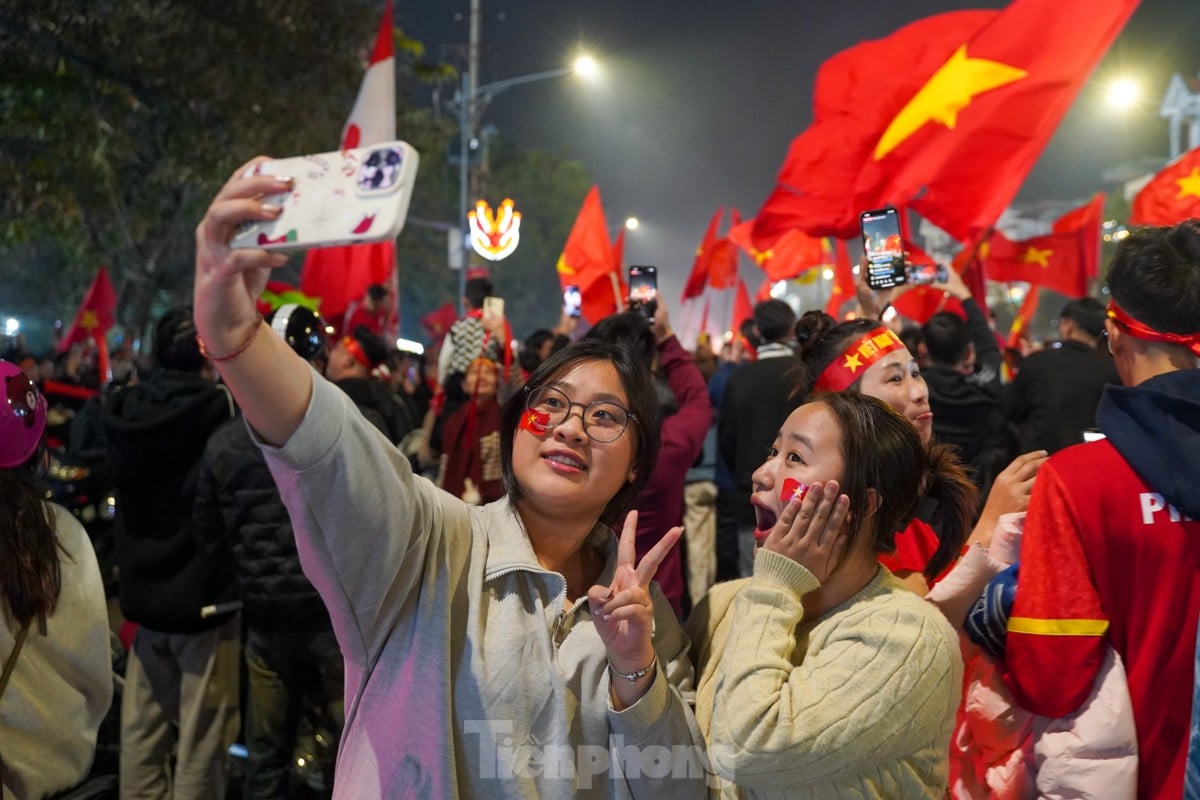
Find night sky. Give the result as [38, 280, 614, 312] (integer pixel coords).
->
[401, 0, 1200, 305]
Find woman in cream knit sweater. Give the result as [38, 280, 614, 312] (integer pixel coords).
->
[689, 392, 974, 798]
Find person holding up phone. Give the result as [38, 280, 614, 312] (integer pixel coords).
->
[191, 158, 705, 798]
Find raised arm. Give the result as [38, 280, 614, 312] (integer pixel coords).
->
[193, 158, 312, 445]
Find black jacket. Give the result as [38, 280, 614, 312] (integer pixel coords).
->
[101, 370, 237, 632]
[718, 344, 801, 493]
[194, 415, 332, 632]
[1004, 340, 1121, 453]
[924, 298, 1010, 488]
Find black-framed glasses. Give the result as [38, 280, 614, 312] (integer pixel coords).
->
[524, 385, 635, 443]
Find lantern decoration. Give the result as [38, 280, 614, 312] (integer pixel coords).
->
[469, 198, 522, 262]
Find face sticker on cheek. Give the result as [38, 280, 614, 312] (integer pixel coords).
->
[781, 478, 809, 505]
[520, 409, 551, 436]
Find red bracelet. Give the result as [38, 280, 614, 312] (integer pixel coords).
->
[196, 314, 264, 362]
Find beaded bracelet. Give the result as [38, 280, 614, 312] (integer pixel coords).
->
[196, 314, 264, 363]
[608, 653, 657, 683]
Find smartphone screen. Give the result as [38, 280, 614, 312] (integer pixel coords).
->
[483, 296, 504, 320]
[860, 207, 907, 290]
[563, 285, 583, 318]
[628, 265, 658, 317]
[905, 262, 949, 285]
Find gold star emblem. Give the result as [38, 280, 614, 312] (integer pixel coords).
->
[843, 352, 864, 373]
[753, 248, 773, 266]
[1175, 168, 1200, 199]
[79, 310, 99, 331]
[1022, 246, 1052, 268]
[875, 45, 1028, 160]
[555, 254, 576, 276]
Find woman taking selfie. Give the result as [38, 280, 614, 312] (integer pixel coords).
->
[0, 361, 112, 798]
[689, 392, 971, 797]
[192, 159, 705, 798]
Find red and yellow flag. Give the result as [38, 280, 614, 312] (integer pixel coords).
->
[758, 0, 1137, 241]
[1129, 145, 1200, 227]
[982, 195, 1102, 298]
[556, 186, 625, 324]
[59, 267, 117, 352]
[682, 208, 723, 301]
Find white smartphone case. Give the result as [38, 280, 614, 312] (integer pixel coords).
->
[230, 140, 420, 252]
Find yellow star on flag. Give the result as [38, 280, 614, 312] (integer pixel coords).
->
[79, 310, 99, 331]
[555, 254, 576, 276]
[1175, 168, 1200, 199]
[875, 45, 1028, 160]
[753, 248, 773, 266]
[843, 352, 864, 373]
[1022, 246, 1052, 268]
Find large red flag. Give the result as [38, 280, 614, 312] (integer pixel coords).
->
[1053, 192, 1105, 278]
[682, 208, 723, 301]
[729, 219, 831, 283]
[731, 279, 754, 336]
[1129, 146, 1200, 226]
[301, 0, 397, 332]
[759, 0, 1137, 241]
[59, 267, 117, 352]
[556, 186, 625, 323]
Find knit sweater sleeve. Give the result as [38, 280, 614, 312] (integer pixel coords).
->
[708, 550, 960, 788]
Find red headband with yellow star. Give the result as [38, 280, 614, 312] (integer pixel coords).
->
[1107, 301, 1200, 357]
[813, 327, 906, 393]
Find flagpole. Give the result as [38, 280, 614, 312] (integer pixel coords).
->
[609, 272, 625, 312]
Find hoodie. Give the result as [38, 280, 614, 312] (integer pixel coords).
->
[1005, 367, 1200, 800]
[101, 370, 237, 632]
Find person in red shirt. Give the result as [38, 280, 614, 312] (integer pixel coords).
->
[340, 283, 389, 338]
[1004, 221, 1200, 799]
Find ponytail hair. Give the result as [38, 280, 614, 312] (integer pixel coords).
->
[0, 455, 64, 629]
[814, 392, 977, 580]
[916, 443, 978, 580]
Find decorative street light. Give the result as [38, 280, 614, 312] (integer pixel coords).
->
[452, 55, 599, 313]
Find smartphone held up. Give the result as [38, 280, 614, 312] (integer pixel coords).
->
[230, 141, 420, 252]
[563, 285, 583, 318]
[628, 266, 658, 318]
[859, 207, 906, 290]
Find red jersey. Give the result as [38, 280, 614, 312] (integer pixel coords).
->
[879, 519, 952, 584]
[1005, 439, 1200, 800]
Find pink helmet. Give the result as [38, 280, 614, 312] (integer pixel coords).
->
[0, 359, 47, 469]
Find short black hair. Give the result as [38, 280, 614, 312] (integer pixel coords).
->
[584, 310, 656, 370]
[753, 300, 796, 344]
[464, 277, 494, 311]
[1108, 222, 1200, 335]
[366, 284, 388, 302]
[1059, 297, 1107, 339]
[519, 329, 555, 373]
[921, 312, 969, 366]
[154, 306, 206, 373]
[350, 325, 388, 369]
[499, 339, 661, 528]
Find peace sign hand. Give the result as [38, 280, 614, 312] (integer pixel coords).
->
[587, 511, 681, 706]
[762, 480, 851, 585]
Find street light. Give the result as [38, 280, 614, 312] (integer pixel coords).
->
[1107, 76, 1140, 111]
[624, 216, 640, 231]
[454, 55, 600, 312]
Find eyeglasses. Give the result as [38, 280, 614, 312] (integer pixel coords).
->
[524, 385, 635, 443]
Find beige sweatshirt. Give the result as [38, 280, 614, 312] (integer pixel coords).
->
[687, 550, 961, 799]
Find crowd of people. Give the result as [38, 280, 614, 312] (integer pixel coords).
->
[0, 158, 1197, 800]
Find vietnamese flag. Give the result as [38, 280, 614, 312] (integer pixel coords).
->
[420, 301, 458, 341]
[1129, 145, 1200, 226]
[59, 267, 117, 352]
[301, 0, 397, 332]
[760, 0, 1137, 241]
[731, 279, 754, 337]
[729, 219, 832, 284]
[982, 195, 1101, 297]
[682, 208, 723, 301]
[556, 186, 625, 324]
[1007, 286, 1040, 349]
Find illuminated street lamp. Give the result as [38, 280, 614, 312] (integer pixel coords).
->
[454, 54, 600, 312]
[624, 216, 640, 231]
[1107, 76, 1140, 111]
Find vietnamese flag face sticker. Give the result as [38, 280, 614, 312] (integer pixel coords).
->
[781, 478, 809, 505]
[520, 409, 551, 436]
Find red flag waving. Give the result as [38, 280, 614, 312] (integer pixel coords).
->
[729, 219, 832, 283]
[301, 0, 397, 332]
[759, 0, 1136, 241]
[421, 302, 458, 341]
[825, 240, 856, 318]
[731, 279, 754, 335]
[59, 267, 117, 352]
[982, 195, 1102, 297]
[1130, 146, 1200, 227]
[1008, 286, 1040, 349]
[557, 186, 625, 323]
[682, 208, 723, 301]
